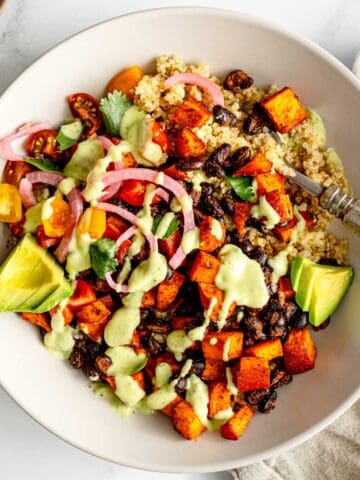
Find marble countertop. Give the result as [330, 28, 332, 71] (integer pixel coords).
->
[0, 1, 359, 479]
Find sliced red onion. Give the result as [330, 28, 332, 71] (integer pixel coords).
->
[26, 171, 64, 186]
[99, 161, 123, 202]
[0, 122, 51, 161]
[97, 136, 115, 151]
[101, 168, 195, 269]
[19, 178, 36, 208]
[154, 187, 170, 203]
[164, 72, 224, 107]
[54, 188, 83, 263]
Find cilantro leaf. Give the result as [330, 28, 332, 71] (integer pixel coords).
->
[99, 91, 132, 137]
[23, 156, 62, 172]
[89, 238, 119, 280]
[152, 214, 179, 239]
[152, 215, 162, 234]
[226, 175, 256, 201]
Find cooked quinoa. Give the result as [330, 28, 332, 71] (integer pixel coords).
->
[134, 54, 349, 264]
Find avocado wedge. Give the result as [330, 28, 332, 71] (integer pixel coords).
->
[290, 256, 353, 327]
[31, 280, 73, 313]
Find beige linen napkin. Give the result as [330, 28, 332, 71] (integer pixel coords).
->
[232, 57, 360, 480]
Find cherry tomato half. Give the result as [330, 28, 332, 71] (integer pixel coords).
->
[118, 180, 161, 207]
[67, 279, 96, 310]
[67, 93, 101, 136]
[26, 129, 59, 159]
[4, 160, 33, 187]
[151, 121, 169, 154]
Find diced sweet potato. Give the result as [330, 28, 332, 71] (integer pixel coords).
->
[220, 405, 253, 440]
[197, 283, 236, 321]
[144, 352, 180, 381]
[208, 382, 232, 418]
[233, 153, 272, 177]
[172, 97, 211, 128]
[245, 339, 283, 361]
[106, 375, 116, 390]
[131, 330, 147, 355]
[77, 300, 111, 342]
[98, 295, 116, 311]
[201, 359, 226, 381]
[131, 371, 146, 391]
[122, 151, 138, 168]
[141, 287, 157, 308]
[189, 251, 220, 284]
[260, 86, 308, 134]
[300, 210, 316, 230]
[171, 316, 197, 330]
[158, 228, 182, 261]
[233, 202, 253, 235]
[49, 305, 74, 326]
[115, 238, 132, 263]
[172, 400, 206, 440]
[273, 217, 297, 242]
[283, 328, 316, 374]
[156, 271, 185, 312]
[22, 312, 51, 332]
[175, 128, 206, 157]
[265, 190, 293, 223]
[278, 277, 295, 300]
[233, 357, 270, 392]
[202, 332, 244, 361]
[161, 395, 183, 417]
[161, 164, 190, 181]
[199, 216, 226, 253]
[255, 173, 286, 196]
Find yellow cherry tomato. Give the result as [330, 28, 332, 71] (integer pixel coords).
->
[77, 207, 106, 240]
[0, 183, 22, 223]
[42, 196, 70, 237]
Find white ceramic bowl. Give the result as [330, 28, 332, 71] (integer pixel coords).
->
[0, 7, 360, 473]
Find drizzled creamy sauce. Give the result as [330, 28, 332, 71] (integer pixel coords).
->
[128, 252, 167, 292]
[44, 302, 75, 359]
[166, 330, 193, 361]
[226, 367, 238, 396]
[188, 297, 217, 342]
[137, 184, 157, 236]
[155, 212, 175, 239]
[180, 227, 200, 254]
[251, 196, 280, 229]
[154, 362, 173, 388]
[187, 170, 208, 192]
[215, 244, 269, 329]
[210, 218, 223, 240]
[185, 374, 209, 426]
[66, 232, 95, 280]
[57, 177, 78, 196]
[92, 383, 134, 418]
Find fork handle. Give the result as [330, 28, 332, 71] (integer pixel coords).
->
[320, 184, 360, 235]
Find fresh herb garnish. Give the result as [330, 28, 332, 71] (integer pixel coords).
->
[89, 238, 118, 280]
[226, 175, 256, 201]
[152, 214, 180, 239]
[99, 91, 132, 137]
[23, 156, 62, 172]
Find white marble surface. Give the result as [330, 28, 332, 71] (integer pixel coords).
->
[0, 1, 360, 479]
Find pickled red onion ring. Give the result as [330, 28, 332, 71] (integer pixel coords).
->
[26, 171, 64, 186]
[97, 136, 115, 151]
[0, 122, 52, 161]
[19, 178, 36, 208]
[164, 72, 224, 107]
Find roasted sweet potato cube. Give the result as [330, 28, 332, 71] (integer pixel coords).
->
[115, 238, 132, 263]
[156, 271, 185, 312]
[201, 359, 226, 381]
[145, 352, 181, 381]
[265, 190, 293, 223]
[171, 316, 197, 330]
[197, 283, 236, 321]
[199, 216, 226, 253]
[233, 357, 270, 392]
[141, 287, 157, 308]
[172, 97, 211, 128]
[131, 330, 147, 355]
[175, 128, 206, 157]
[49, 305, 74, 326]
[260, 86, 308, 134]
[273, 217, 297, 242]
[131, 371, 146, 391]
[255, 173, 286, 196]
[106, 375, 116, 390]
[283, 328, 316, 374]
[77, 300, 111, 342]
[245, 338, 283, 361]
[161, 395, 183, 417]
[233, 202, 253, 235]
[172, 400, 206, 440]
[22, 312, 51, 332]
[220, 405, 253, 440]
[278, 277, 295, 300]
[122, 151, 137, 168]
[98, 295, 116, 311]
[233, 153, 272, 177]
[208, 382, 232, 418]
[158, 229, 182, 260]
[161, 164, 190, 181]
[189, 251, 220, 284]
[300, 210, 316, 230]
[202, 332, 244, 361]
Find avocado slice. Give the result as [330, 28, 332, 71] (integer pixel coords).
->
[63, 136, 104, 181]
[31, 279, 73, 313]
[309, 267, 353, 326]
[290, 256, 312, 292]
[0, 234, 68, 312]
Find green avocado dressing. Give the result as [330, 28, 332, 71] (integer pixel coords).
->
[181, 227, 200, 254]
[186, 374, 209, 426]
[250, 196, 280, 229]
[155, 212, 175, 239]
[66, 232, 95, 280]
[210, 218, 223, 240]
[215, 244, 269, 329]
[104, 291, 142, 346]
[92, 383, 134, 418]
[128, 252, 167, 292]
[44, 300, 75, 359]
[166, 330, 194, 361]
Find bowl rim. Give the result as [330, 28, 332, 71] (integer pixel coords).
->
[0, 6, 360, 473]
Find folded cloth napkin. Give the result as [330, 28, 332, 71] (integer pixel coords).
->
[231, 56, 360, 480]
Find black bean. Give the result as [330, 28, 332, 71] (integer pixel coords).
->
[243, 104, 268, 135]
[213, 105, 237, 126]
[268, 323, 288, 340]
[258, 389, 277, 413]
[224, 69, 253, 90]
[203, 144, 231, 178]
[185, 350, 205, 376]
[220, 196, 235, 215]
[283, 302, 300, 322]
[312, 317, 331, 331]
[203, 160, 225, 179]
[248, 246, 267, 266]
[271, 369, 293, 389]
[245, 217, 270, 234]
[244, 389, 271, 405]
[190, 189, 201, 207]
[177, 157, 205, 171]
[223, 146, 252, 174]
[146, 319, 171, 334]
[198, 183, 225, 219]
[290, 311, 308, 330]
[142, 335, 166, 355]
[69, 348, 84, 370]
[174, 376, 188, 395]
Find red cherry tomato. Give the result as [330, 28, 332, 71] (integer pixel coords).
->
[67, 93, 101, 137]
[67, 279, 96, 310]
[26, 129, 59, 158]
[151, 121, 169, 154]
[36, 226, 61, 249]
[118, 180, 161, 207]
[3, 160, 33, 187]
